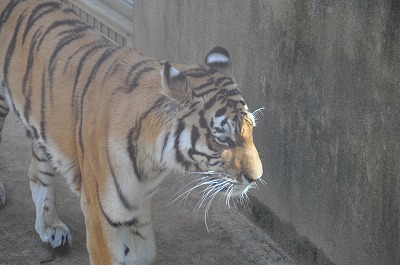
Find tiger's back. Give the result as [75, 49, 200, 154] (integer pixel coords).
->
[0, 0, 160, 191]
[0, 1, 263, 264]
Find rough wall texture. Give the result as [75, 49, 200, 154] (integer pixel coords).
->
[132, 1, 400, 265]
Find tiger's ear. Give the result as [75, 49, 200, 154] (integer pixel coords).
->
[205, 46, 231, 72]
[161, 62, 192, 106]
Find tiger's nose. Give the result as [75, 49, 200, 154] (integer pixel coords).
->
[242, 173, 261, 183]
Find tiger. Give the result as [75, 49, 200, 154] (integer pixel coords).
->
[0, 0, 263, 264]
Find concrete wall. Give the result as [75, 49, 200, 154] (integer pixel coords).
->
[131, 1, 400, 264]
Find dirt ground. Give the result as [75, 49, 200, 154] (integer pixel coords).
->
[0, 112, 296, 265]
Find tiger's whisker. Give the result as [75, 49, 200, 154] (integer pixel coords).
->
[171, 176, 206, 196]
[258, 178, 268, 187]
[166, 178, 215, 207]
[194, 180, 229, 221]
[252, 107, 266, 118]
[225, 184, 236, 209]
[204, 185, 226, 232]
[175, 171, 217, 181]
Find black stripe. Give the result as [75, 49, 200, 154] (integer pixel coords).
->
[97, 185, 138, 227]
[216, 93, 226, 103]
[32, 127, 40, 139]
[181, 66, 214, 79]
[225, 89, 242, 97]
[127, 129, 142, 181]
[124, 246, 130, 256]
[199, 110, 207, 128]
[23, 84, 32, 125]
[192, 81, 213, 91]
[25, 129, 32, 138]
[63, 43, 98, 74]
[187, 125, 204, 162]
[227, 98, 246, 107]
[22, 1, 61, 44]
[160, 132, 170, 164]
[184, 71, 208, 78]
[57, 24, 92, 37]
[204, 95, 217, 110]
[22, 28, 43, 124]
[233, 115, 240, 134]
[40, 73, 47, 141]
[103, 61, 121, 83]
[220, 117, 229, 128]
[127, 97, 165, 181]
[13, 105, 21, 119]
[199, 110, 214, 152]
[48, 33, 87, 103]
[170, 108, 197, 166]
[208, 160, 220, 167]
[174, 120, 186, 164]
[36, 19, 87, 51]
[0, 0, 23, 31]
[125, 60, 151, 84]
[50, 33, 88, 70]
[221, 80, 235, 87]
[39, 170, 54, 177]
[215, 107, 227, 117]
[215, 77, 232, 86]
[193, 87, 218, 98]
[133, 97, 166, 143]
[32, 149, 47, 162]
[78, 47, 118, 152]
[106, 141, 138, 211]
[191, 125, 200, 149]
[71, 44, 105, 115]
[125, 67, 156, 93]
[22, 27, 43, 95]
[82, 47, 117, 97]
[189, 101, 200, 109]
[206, 68, 218, 75]
[180, 107, 197, 120]
[3, 11, 27, 87]
[188, 148, 217, 163]
[33, 178, 49, 187]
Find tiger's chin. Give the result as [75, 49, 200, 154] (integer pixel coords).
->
[230, 184, 253, 196]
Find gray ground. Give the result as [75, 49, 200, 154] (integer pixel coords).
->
[0, 112, 296, 265]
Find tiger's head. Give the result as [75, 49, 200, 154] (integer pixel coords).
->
[160, 47, 263, 198]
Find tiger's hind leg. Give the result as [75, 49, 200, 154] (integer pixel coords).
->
[29, 143, 71, 247]
[0, 80, 9, 206]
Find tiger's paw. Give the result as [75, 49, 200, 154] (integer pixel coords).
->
[37, 222, 71, 248]
[0, 182, 5, 207]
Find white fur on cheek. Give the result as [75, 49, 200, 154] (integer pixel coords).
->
[179, 129, 192, 151]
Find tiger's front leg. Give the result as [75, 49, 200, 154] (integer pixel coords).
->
[81, 187, 156, 265]
[28, 145, 71, 247]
